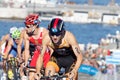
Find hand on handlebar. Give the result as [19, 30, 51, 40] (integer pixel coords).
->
[17, 56, 23, 63]
[34, 73, 42, 80]
[68, 69, 77, 80]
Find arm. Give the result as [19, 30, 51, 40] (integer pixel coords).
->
[24, 33, 30, 66]
[36, 34, 50, 74]
[17, 31, 24, 59]
[67, 32, 83, 72]
[3, 38, 13, 59]
[0, 34, 9, 47]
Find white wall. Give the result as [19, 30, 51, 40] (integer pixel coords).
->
[62, 12, 88, 23]
[102, 15, 118, 24]
[73, 12, 88, 23]
[0, 7, 28, 18]
[30, 0, 47, 4]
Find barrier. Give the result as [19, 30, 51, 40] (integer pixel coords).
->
[78, 64, 98, 76]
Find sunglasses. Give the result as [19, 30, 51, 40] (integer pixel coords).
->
[50, 32, 61, 36]
[25, 24, 36, 28]
[13, 38, 20, 40]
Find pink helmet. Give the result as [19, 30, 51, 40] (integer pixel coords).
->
[24, 14, 40, 25]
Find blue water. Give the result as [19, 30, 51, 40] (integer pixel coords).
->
[69, 0, 120, 5]
[0, 19, 120, 44]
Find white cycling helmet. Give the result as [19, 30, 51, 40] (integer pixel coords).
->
[10, 26, 17, 34]
[11, 29, 21, 39]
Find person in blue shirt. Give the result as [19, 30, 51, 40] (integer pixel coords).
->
[3, 28, 25, 80]
[3, 28, 24, 59]
[0, 27, 17, 55]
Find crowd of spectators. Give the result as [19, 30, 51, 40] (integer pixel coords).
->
[83, 30, 120, 76]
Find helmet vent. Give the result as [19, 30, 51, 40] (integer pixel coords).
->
[51, 28, 58, 33]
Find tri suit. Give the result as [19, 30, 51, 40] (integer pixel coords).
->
[9, 39, 24, 57]
[29, 28, 50, 68]
[47, 38, 76, 73]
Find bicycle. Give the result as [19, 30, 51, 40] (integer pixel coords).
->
[5, 57, 20, 80]
[39, 70, 70, 80]
[40, 74, 68, 80]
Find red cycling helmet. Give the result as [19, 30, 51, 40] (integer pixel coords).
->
[24, 14, 40, 25]
[48, 18, 65, 35]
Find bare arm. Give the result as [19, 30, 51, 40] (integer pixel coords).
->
[24, 33, 30, 66]
[17, 31, 24, 59]
[36, 34, 50, 74]
[4, 38, 13, 59]
[0, 34, 9, 46]
[67, 32, 83, 72]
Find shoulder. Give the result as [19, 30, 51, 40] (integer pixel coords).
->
[8, 38, 14, 44]
[2, 34, 10, 40]
[65, 31, 77, 44]
[5, 34, 10, 38]
[43, 33, 50, 40]
[23, 31, 29, 40]
[20, 29, 26, 37]
[65, 31, 75, 38]
[39, 27, 49, 37]
[39, 27, 48, 32]
[43, 33, 51, 43]
[43, 27, 48, 32]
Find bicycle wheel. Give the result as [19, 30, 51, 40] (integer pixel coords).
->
[11, 58, 19, 80]
[12, 66, 18, 80]
[6, 60, 13, 80]
[8, 57, 19, 80]
[7, 69, 14, 80]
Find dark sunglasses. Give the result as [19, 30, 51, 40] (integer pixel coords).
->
[13, 38, 20, 40]
[50, 32, 61, 36]
[25, 24, 37, 28]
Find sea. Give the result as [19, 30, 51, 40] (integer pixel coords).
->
[0, 19, 120, 45]
[1, 0, 120, 45]
[69, 0, 120, 5]
[1, 1, 120, 80]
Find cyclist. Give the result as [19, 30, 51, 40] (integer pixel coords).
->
[23, 14, 50, 80]
[16, 27, 27, 80]
[0, 27, 17, 55]
[3, 28, 24, 59]
[2, 28, 25, 79]
[36, 18, 83, 80]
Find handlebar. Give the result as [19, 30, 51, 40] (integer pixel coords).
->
[40, 75, 68, 80]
